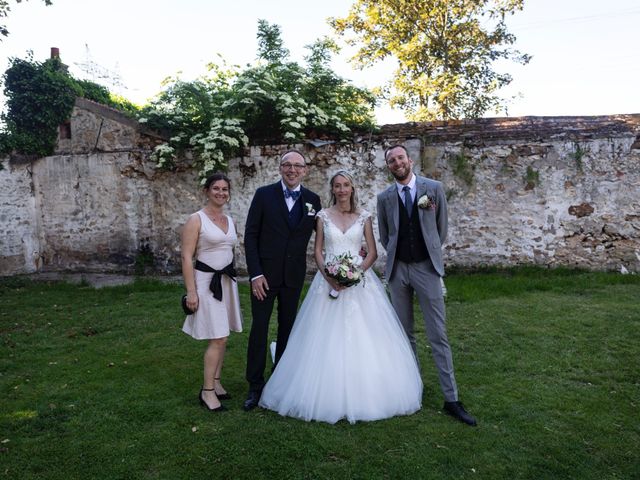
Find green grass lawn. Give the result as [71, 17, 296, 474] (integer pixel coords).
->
[1, 268, 639, 479]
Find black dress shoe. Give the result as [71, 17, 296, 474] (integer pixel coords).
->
[443, 401, 477, 426]
[199, 388, 227, 412]
[243, 390, 261, 411]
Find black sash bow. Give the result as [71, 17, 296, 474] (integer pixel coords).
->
[194, 260, 237, 301]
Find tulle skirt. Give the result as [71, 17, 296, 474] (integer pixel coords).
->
[259, 270, 423, 424]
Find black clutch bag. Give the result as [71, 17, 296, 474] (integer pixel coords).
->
[181, 294, 195, 315]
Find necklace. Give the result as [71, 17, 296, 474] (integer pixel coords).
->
[204, 208, 225, 223]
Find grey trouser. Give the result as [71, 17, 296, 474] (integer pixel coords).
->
[388, 259, 458, 402]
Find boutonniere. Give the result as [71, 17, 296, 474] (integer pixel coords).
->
[417, 194, 436, 210]
[305, 202, 316, 216]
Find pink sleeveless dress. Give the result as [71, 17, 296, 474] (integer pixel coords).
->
[182, 210, 243, 339]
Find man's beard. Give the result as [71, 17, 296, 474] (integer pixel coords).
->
[391, 168, 411, 182]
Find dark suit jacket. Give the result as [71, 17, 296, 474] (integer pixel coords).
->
[244, 181, 321, 288]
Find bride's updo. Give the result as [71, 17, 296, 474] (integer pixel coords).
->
[329, 170, 359, 213]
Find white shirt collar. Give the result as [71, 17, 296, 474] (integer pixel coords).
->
[281, 180, 301, 192]
[395, 173, 416, 195]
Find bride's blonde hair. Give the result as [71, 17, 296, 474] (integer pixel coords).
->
[329, 170, 359, 213]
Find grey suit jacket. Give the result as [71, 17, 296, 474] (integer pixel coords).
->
[377, 175, 448, 279]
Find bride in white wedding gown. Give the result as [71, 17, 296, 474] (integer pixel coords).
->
[259, 171, 422, 424]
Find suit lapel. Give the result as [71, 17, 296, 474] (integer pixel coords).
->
[386, 185, 399, 230]
[299, 187, 308, 217]
[288, 184, 308, 231]
[291, 190, 305, 231]
[416, 178, 428, 222]
[415, 177, 433, 241]
[273, 182, 292, 228]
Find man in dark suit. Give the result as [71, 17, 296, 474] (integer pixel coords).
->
[243, 149, 322, 411]
[377, 144, 476, 426]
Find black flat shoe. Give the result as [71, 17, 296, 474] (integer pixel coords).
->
[443, 401, 477, 426]
[199, 388, 227, 412]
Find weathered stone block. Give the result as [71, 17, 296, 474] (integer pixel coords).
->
[568, 203, 595, 218]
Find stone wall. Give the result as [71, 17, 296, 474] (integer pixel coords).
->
[1, 100, 639, 276]
[0, 156, 41, 274]
[382, 116, 640, 271]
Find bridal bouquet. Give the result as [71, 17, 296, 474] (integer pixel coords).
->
[324, 252, 364, 299]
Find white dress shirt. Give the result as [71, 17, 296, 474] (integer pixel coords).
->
[395, 173, 417, 208]
[282, 180, 301, 211]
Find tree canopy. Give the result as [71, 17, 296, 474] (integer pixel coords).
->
[330, 0, 530, 121]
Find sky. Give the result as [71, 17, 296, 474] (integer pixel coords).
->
[1, 0, 639, 124]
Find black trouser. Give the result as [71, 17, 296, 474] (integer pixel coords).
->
[245, 284, 303, 392]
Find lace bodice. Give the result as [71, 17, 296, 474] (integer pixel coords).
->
[318, 209, 370, 265]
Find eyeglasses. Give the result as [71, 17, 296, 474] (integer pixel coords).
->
[280, 163, 306, 171]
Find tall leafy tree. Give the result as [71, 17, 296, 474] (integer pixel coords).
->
[1, 0, 52, 39]
[331, 0, 530, 121]
[256, 19, 290, 63]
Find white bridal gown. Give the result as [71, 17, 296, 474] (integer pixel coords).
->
[259, 210, 423, 424]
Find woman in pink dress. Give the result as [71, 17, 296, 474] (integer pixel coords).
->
[181, 173, 243, 412]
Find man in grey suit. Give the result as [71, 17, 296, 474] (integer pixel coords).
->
[377, 144, 476, 426]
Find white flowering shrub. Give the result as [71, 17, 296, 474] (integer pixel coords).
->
[190, 118, 248, 177]
[137, 20, 376, 178]
[150, 143, 176, 169]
